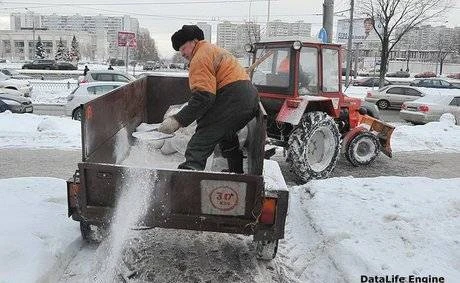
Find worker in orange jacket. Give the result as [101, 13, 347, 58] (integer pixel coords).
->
[158, 25, 259, 173]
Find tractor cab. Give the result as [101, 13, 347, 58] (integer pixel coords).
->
[245, 39, 394, 183]
[246, 39, 351, 119]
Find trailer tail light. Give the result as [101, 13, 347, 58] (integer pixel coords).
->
[260, 197, 277, 224]
[418, 105, 429, 112]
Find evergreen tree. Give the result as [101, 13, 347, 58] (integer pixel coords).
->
[54, 38, 67, 61]
[69, 35, 81, 62]
[35, 36, 45, 59]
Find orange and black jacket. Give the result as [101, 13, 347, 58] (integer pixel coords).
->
[174, 41, 258, 127]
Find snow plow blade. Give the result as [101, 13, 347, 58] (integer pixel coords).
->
[359, 115, 395, 157]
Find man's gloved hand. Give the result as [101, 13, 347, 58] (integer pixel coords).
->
[157, 117, 180, 134]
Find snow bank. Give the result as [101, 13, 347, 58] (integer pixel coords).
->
[392, 119, 460, 152]
[280, 176, 460, 282]
[0, 112, 81, 149]
[0, 178, 80, 282]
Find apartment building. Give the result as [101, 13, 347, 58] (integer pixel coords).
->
[6, 12, 139, 61]
[196, 22, 212, 42]
[266, 20, 311, 38]
[0, 29, 98, 61]
[393, 25, 460, 62]
[217, 21, 260, 57]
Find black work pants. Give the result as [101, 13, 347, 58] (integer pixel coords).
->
[178, 80, 259, 171]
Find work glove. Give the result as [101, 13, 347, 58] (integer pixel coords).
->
[157, 117, 180, 134]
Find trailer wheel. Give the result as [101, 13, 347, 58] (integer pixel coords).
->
[80, 221, 104, 244]
[345, 131, 380, 166]
[255, 240, 278, 260]
[72, 107, 82, 121]
[287, 111, 340, 183]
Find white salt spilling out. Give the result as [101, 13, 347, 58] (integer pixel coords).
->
[114, 127, 130, 164]
[122, 140, 185, 169]
[96, 166, 158, 280]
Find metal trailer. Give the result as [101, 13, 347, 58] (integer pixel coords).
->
[66, 75, 288, 260]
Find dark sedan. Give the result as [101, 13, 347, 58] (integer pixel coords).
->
[55, 61, 78, 70]
[409, 79, 459, 89]
[352, 77, 391, 87]
[0, 89, 33, 113]
[22, 59, 56, 70]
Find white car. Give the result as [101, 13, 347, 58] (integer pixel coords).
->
[400, 93, 460, 125]
[0, 72, 33, 97]
[65, 81, 127, 120]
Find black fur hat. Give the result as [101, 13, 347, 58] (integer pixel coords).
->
[171, 25, 204, 51]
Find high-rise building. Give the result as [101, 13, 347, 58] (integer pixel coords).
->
[196, 22, 212, 42]
[217, 21, 260, 57]
[9, 13, 139, 60]
[266, 20, 311, 38]
[393, 24, 459, 62]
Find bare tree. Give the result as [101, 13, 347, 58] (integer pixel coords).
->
[434, 32, 456, 75]
[358, 0, 451, 86]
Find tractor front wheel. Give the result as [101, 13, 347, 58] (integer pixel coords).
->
[344, 131, 380, 166]
[287, 111, 341, 183]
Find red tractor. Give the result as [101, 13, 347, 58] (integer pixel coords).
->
[245, 39, 394, 183]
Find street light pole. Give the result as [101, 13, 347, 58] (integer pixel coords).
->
[345, 0, 354, 86]
[323, 0, 334, 43]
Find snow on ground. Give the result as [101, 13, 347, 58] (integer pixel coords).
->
[0, 111, 80, 149]
[281, 177, 460, 282]
[1, 111, 460, 153]
[0, 178, 80, 283]
[1, 87, 460, 281]
[1, 174, 458, 281]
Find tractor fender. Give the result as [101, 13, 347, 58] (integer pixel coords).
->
[341, 126, 367, 153]
[276, 96, 337, 125]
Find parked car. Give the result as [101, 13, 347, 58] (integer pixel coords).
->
[365, 85, 425, 110]
[0, 88, 33, 113]
[0, 72, 33, 97]
[400, 93, 460, 125]
[358, 68, 381, 77]
[54, 61, 78, 70]
[143, 61, 160, 70]
[66, 81, 127, 120]
[21, 59, 56, 70]
[414, 71, 436, 78]
[409, 78, 459, 89]
[386, 70, 410, 78]
[352, 77, 391, 87]
[0, 68, 32, 80]
[446, 73, 460, 80]
[78, 70, 136, 84]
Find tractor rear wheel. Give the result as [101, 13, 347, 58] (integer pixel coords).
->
[287, 111, 340, 183]
[345, 131, 380, 166]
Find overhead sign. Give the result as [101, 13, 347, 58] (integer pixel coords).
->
[336, 18, 383, 44]
[117, 31, 137, 48]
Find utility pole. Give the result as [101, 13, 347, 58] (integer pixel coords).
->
[323, 0, 334, 43]
[345, 0, 354, 86]
[267, 0, 271, 24]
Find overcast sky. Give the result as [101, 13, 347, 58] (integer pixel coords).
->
[0, 0, 458, 58]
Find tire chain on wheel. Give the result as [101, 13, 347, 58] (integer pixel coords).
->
[287, 111, 341, 184]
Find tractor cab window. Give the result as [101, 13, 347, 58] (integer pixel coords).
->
[252, 48, 291, 88]
[322, 48, 340, 92]
[298, 47, 318, 95]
